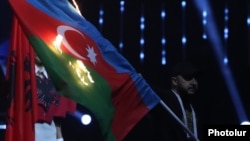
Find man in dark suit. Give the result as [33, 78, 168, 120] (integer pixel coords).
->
[154, 61, 201, 141]
[123, 61, 201, 141]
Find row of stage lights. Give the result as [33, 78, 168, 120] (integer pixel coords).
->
[95, 0, 250, 66]
[94, 0, 250, 125]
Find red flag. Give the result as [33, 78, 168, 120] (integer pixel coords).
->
[5, 16, 38, 141]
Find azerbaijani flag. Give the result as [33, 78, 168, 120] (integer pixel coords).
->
[8, 0, 160, 140]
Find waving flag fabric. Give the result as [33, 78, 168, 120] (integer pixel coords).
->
[5, 16, 38, 141]
[8, 0, 160, 140]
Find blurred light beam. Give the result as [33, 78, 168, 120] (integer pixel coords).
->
[193, 0, 249, 123]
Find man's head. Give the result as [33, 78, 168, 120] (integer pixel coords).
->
[170, 61, 199, 97]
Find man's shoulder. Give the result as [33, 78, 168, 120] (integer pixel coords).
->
[159, 89, 176, 101]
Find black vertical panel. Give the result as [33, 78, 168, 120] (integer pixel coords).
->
[227, 0, 250, 121]
[0, 0, 13, 42]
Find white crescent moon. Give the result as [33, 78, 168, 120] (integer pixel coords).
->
[57, 25, 87, 60]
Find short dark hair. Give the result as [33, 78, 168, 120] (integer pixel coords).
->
[170, 61, 199, 80]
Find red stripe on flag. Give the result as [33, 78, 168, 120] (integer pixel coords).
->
[111, 74, 150, 140]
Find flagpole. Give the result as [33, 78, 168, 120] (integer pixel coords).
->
[159, 100, 199, 141]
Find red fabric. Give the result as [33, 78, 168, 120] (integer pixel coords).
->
[36, 88, 76, 123]
[5, 16, 76, 141]
[52, 96, 76, 118]
[36, 97, 76, 123]
[35, 71, 76, 123]
[5, 16, 38, 141]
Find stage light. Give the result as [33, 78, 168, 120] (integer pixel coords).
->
[202, 11, 207, 39]
[161, 4, 167, 65]
[182, 36, 187, 44]
[98, 4, 104, 32]
[119, 42, 124, 50]
[181, 0, 187, 60]
[223, 57, 228, 64]
[98, 9, 104, 25]
[120, 0, 125, 12]
[240, 121, 250, 125]
[224, 6, 229, 41]
[139, 3, 145, 63]
[119, 0, 125, 52]
[181, 1, 186, 8]
[81, 114, 92, 125]
[0, 124, 6, 130]
[73, 110, 92, 126]
[247, 17, 250, 25]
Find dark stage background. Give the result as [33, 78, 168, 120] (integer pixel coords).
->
[0, 0, 250, 141]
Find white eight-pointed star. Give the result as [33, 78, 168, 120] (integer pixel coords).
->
[86, 45, 97, 65]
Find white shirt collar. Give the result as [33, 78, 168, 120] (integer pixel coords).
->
[35, 65, 48, 78]
[171, 89, 198, 138]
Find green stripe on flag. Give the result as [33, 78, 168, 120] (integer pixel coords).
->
[28, 36, 116, 140]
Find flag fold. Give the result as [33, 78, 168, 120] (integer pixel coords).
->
[5, 16, 38, 141]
